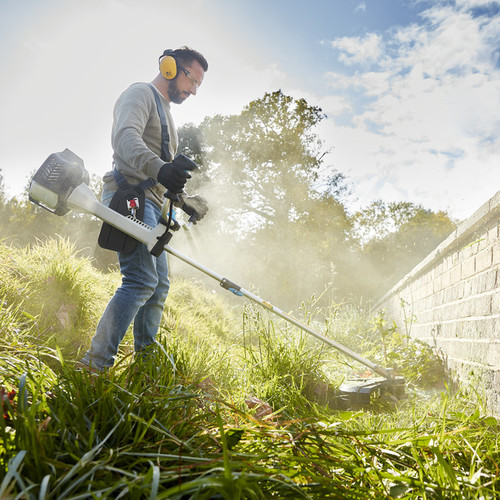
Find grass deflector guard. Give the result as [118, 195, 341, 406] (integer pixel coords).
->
[29, 150, 406, 402]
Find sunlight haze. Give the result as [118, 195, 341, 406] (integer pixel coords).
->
[1, 0, 499, 220]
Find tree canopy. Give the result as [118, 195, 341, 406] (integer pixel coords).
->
[1, 91, 457, 306]
[196, 90, 341, 233]
[175, 91, 456, 305]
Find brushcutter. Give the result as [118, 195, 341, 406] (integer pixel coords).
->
[29, 149, 406, 408]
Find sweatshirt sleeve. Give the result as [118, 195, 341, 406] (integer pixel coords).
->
[111, 83, 165, 179]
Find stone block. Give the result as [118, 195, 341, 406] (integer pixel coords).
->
[450, 264, 462, 285]
[487, 342, 500, 367]
[488, 223, 499, 242]
[457, 317, 497, 340]
[433, 274, 443, 293]
[492, 291, 500, 315]
[442, 270, 451, 289]
[461, 256, 476, 279]
[479, 234, 491, 251]
[459, 243, 474, 260]
[476, 248, 493, 273]
[492, 240, 500, 266]
[469, 269, 497, 295]
[470, 294, 493, 317]
[435, 261, 444, 278]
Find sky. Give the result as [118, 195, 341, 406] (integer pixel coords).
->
[0, 0, 499, 221]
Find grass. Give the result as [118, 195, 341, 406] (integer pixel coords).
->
[0, 238, 499, 498]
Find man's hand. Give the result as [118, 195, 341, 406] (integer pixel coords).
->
[157, 154, 198, 193]
[180, 194, 209, 223]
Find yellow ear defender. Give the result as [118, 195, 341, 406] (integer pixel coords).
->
[159, 49, 177, 80]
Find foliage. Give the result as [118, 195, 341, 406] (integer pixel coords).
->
[1, 91, 458, 307]
[369, 311, 448, 390]
[242, 192, 353, 308]
[195, 90, 340, 232]
[241, 304, 340, 418]
[177, 91, 356, 307]
[0, 328, 498, 498]
[0, 241, 498, 498]
[175, 92, 456, 304]
[0, 237, 116, 356]
[347, 201, 457, 299]
[163, 276, 239, 343]
[0, 169, 6, 207]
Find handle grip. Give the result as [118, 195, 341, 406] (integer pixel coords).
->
[163, 154, 199, 202]
[165, 190, 180, 202]
[188, 213, 198, 224]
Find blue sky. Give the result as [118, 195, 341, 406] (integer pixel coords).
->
[0, 0, 499, 220]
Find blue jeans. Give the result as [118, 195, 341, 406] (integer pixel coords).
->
[80, 190, 170, 369]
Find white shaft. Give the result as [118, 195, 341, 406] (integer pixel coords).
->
[66, 183, 393, 378]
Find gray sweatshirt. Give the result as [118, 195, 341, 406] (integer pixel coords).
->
[103, 82, 178, 208]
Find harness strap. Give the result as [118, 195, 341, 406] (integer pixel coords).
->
[148, 83, 171, 162]
[111, 83, 171, 194]
[112, 168, 157, 192]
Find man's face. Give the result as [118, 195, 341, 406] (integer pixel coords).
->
[167, 60, 205, 105]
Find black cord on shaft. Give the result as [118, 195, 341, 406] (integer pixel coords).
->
[166, 198, 174, 229]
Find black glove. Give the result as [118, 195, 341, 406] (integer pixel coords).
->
[157, 154, 197, 193]
[181, 194, 209, 223]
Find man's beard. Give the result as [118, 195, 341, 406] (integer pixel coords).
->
[167, 80, 189, 104]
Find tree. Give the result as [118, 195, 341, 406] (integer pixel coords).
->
[175, 91, 356, 308]
[177, 123, 211, 193]
[351, 200, 418, 245]
[173, 95, 457, 306]
[351, 202, 457, 299]
[246, 190, 354, 307]
[198, 90, 334, 234]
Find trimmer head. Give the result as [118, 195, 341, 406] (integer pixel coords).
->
[29, 149, 89, 216]
[338, 376, 407, 409]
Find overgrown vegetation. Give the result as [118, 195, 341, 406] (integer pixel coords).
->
[0, 90, 488, 497]
[0, 91, 456, 305]
[1, 239, 498, 499]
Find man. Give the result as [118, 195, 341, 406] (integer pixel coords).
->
[79, 46, 209, 371]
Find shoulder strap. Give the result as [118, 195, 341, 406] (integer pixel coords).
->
[148, 83, 171, 163]
[111, 83, 170, 193]
[113, 168, 157, 192]
[112, 168, 129, 189]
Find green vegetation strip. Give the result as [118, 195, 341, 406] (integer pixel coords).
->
[0, 239, 498, 498]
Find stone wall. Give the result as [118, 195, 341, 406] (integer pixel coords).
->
[374, 191, 500, 415]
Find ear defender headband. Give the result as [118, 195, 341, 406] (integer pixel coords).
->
[159, 49, 177, 80]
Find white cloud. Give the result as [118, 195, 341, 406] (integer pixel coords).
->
[313, 94, 352, 117]
[330, 32, 383, 65]
[355, 2, 367, 14]
[455, 0, 500, 7]
[320, 2, 500, 219]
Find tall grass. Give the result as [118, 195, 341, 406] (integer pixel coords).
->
[0, 238, 498, 498]
[2, 342, 498, 498]
[0, 238, 117, 357]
